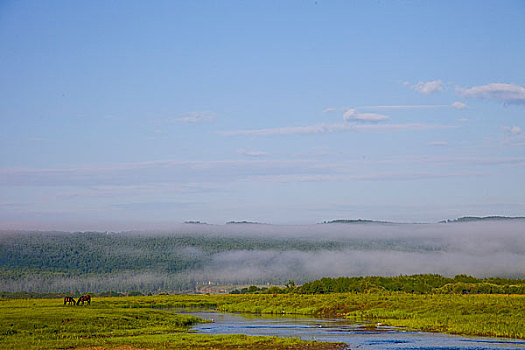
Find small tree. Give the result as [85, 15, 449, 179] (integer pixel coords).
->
[285, 280, 296, 292]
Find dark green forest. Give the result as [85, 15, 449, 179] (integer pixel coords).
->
[1, 231, 369, 275]
[0, 231, 381, 293]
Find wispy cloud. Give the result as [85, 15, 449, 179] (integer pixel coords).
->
[251, 171, 484, 183]
[5, 155, 521, 189]
[327, 104, 457, 112]
[55, 183, 209, 200]
[358, 104, 449, 110]
[343, 108, 389, 122]
[502, 125, 525, 147]
[238, 149, 269, 157]
[459, 83, 525, 105]
[111, 201, 193, 211]
[503, 125, 521, 135]
[405, 155, 525, 167]
[220, 122, 454, 136]
[323, 103, 464, 120]
[407, 80, 444, 94]
[173, 111, 216, 123]
[451, 102, 467, 110]
[220, 124, 333, 136]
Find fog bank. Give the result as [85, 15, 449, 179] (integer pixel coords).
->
[1, 220, 524, 293]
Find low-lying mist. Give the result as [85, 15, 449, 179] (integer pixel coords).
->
[1, 220, 524, 293]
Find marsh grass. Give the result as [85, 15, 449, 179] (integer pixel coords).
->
[1, 293, 523, 349]
[0, 297, 344, 349]
[215, 293, 525, 339]
[89, 293, 525, 339]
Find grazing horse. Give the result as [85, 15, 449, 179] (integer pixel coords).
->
[64, 296, 76, 305]
[77, 295, 91, 305]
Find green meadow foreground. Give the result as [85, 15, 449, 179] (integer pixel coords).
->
[0, 297, 344, 350]
[1, 293, 524, 349]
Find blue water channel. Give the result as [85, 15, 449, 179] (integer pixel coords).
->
[178, 310, 525, 350]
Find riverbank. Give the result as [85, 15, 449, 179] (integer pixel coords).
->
[216, 293, 525, 339]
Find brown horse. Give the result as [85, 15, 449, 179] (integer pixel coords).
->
[77, 295, 91, 305]
[64, 296, 76, 305]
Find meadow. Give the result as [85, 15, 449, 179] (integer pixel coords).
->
[216, 292, 525, 339]
[1, 292, 523, 349]
[0, 296, 343, 350]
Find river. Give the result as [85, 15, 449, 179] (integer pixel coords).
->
[178, 309, 525, 350]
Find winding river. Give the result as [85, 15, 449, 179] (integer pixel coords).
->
[179, 310, 525, 350]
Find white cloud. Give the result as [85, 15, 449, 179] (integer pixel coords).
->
[322, 108, 337, 113]
[238, 150, 269, 157]
[451, 102, 467, 110]
[459, 83, 525, 104]
[343, 108, 389, 122]
[410, 80, 444, 94]
[173, 111, 216, 123]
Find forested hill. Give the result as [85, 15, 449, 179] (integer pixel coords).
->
[1, 230, 399, 293]
[0, 231, 340, 277]
[0, 229, 449, 279]
[441, 216, 525, 223]
[1, 221, 524, 294]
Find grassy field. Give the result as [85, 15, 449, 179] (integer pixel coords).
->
[215, 293, 525, 339]
[0, 297, 344, 350]
[1, 292, 524, 349]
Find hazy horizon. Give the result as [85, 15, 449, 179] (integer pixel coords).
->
[2, 215, 525, 232]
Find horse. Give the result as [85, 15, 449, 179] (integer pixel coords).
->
[64, 296, 76, 305]
[77, 295, 91, 305]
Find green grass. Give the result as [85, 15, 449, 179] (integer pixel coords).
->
[96, 293, 525, 339]
[344, 293, 525, 339]
[1, 293, 523, 349]
[214, 293, 525, 339]
[0, 297, 344, 350]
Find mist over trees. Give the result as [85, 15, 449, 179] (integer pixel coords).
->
[1, 220, 524, 293]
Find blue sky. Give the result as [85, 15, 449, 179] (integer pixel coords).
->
[1, 1, 524, 229]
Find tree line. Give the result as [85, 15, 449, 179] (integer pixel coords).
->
[286, 274, 525, 294]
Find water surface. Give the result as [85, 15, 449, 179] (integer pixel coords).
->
[180, 310, 525, 350]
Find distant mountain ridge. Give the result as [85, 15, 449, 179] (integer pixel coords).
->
[440, 216, 525, 223]
[322, 216, 525, 225]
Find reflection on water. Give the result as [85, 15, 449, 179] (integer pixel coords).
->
[178, 310, 525, 350]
